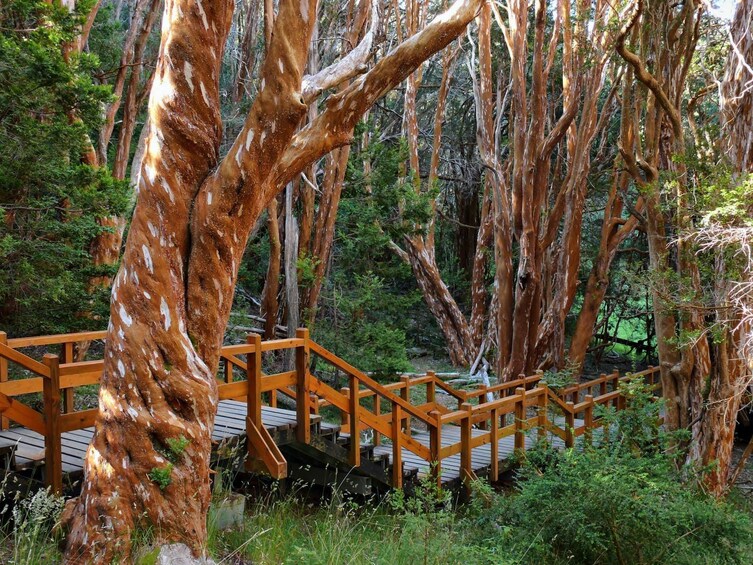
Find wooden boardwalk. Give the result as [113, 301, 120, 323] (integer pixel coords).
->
[0, 329, 661, 494]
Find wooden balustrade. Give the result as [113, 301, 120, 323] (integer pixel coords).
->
[0, 327, 662, 493]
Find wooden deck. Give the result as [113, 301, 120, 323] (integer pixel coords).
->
[371, 420, 575, 483]
[0, 400, 340, 487]
[0, 328, 662, 495]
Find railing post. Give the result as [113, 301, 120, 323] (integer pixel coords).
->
[60, 341, 74, 415]
[599, 373, 607, 397]
[460, 402, 473, 495]
[43, 354, 62, 494]
[224, 358, 233, 384]
[478, 386, 488, 430]
[373, 394, 381, 446]
[0, 331, 8, 430]
[391, 401, 402, 489]
[490, 406, 499, 482]
[429, 409, 442, 488]
[348, 373, 360, 467]
[514, 387, 526, 451]
[537, 381, 548, 441]
[612, 369, 620, 408]
[584, 395, 594, 447]
[246, 333, 263, 467]
[426, 371, 436, 405]
[340, 387, 351, 429]
[400, 376, 411, 437]
[565, 401, 575, 448]
[295, 328, 311, 444]
[246, 334, 262, 430]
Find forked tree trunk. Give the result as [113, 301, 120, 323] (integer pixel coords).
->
[62, 1, 484, 561]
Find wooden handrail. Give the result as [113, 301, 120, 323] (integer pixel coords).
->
[0, 342, 50, 377]
[7, 330, 108, 348]
[309, 341, 439, 427]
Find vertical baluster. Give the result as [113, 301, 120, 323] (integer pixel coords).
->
[460, 402, 473, 495]
[340, 387, 350, 429]
[401, 376, 411, 437]
[246, 333, 263, 466]
[43, 354, 62, 494]
[224, 356, 233, 384]
[349, 373, 360, 467]
[426, 371, 436, 406]
[565, 401, 575, 448]
[429, 409, 442, 488]
[391, 402, 402, 489]
[514, 387, 526, 451]
[490, 406, 499, 482]
[1, 332, 8, 430]
[295, 328, 311, 443]
[61, 341, 74, 415]
[584, 395, 594, 447]
[373, 393, 381, 446]
[537, 381, 548, 441]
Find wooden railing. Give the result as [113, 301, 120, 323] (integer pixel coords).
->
[0, 328, 661, 494]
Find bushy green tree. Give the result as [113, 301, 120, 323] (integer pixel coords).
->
[0, 0, 129, 336]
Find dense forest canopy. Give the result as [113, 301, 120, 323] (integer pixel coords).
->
[0, 0, 752, 562]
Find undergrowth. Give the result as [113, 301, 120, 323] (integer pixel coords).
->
[2, 382, 753, 564]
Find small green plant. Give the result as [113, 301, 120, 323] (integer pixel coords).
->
[148, 464, 173, 490]
[165, 435, 190, 460]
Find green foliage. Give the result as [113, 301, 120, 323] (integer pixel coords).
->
[147, 464, 173, 490]
[460, 382, 753, 565]
[487, 448, 753, 564]
[0, 0, 129, 336]
[165, 435, 190, 461]
[4, 488, 65, 565]
[315, 272, 414, 375]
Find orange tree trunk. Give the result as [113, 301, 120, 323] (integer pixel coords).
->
[62, 1, 485, 562]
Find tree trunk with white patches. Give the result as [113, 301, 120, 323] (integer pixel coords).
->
[62, 0, 485, 561]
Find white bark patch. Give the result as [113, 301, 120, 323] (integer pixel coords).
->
[260, 130, 267, 145]
[301, 0, 309, 23]
[207, 192, 213, 205]
[261, 78, 265, 92]
[245, 129, 255, 150]
[151, 75, 177, 108]
[88, 447, 114, 479]
[147, 221, 158, 237]
[278, 58, 284, 73]
[213, 278, 223, 307]
[142, 245, 154, 273]
[127, 407, 139, 420]
[160, 297, 172, 330]
[161, 178, 175, 203]
[119, 305, 133, 327]
[117, 360, 126, 378]
[235, 146, 243, 166]
[237, 204, 243, 216]
[184, 61, 194, 93]
[144, 163, 157, 183]
[200, 81, 210, 106]
[143, 291, 151, 300]
[195, 0, 209, 30]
